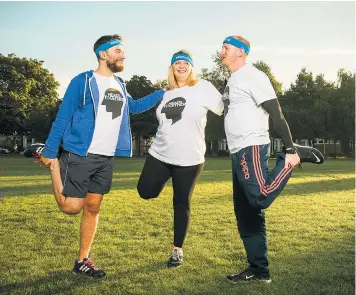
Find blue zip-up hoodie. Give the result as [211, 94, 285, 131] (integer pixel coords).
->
[42, 70, 164, 159]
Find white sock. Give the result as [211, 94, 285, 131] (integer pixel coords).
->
[174, 247, 183, 254]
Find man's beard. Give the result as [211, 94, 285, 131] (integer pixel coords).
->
[107, 59, 124, 73]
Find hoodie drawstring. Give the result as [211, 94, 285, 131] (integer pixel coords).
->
[83, 74, 87, 106]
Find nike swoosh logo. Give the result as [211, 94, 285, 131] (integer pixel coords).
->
[312, 152, 321, 163]
[245, 275, 255, 279]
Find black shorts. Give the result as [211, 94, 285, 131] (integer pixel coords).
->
[60, 151, 114, 198]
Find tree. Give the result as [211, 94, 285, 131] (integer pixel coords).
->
[0, 53, 59, 138]
[253, 61, 283, 97]
[280, 67, 355, 156]
[281, 68, 318, 143]
[30, 100, 61, 142]
[200, 51, 229, 93]
[153, 79, 168, 90]
[126, 75, 159, 155]
[330, 69, 355, 154]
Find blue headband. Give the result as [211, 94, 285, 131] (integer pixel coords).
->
[171, 53, 194, 66]
[223, 37, 250, 55]
[95, 39, 123, 56]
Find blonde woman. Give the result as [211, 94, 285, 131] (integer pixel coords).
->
[137, 50, 224, 267]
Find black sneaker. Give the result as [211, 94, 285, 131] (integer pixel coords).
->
[284, 144, 324, 164]
[227, 269, 271, 283]
[167, 249, 183, 268]
[73, 258, 106, 278]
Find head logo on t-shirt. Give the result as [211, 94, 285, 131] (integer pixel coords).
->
[222, 86, 230, 116]
[161, 97, 186, 125]
[102, 88, 124, 119]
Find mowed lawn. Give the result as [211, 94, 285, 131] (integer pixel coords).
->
[0, 156, 354, 295]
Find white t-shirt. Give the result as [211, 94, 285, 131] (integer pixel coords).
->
[149, 79, 223, 166]
[88, 73, 126, 156]
[223, 63, 277, 154]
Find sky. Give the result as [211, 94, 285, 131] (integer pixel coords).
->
[0, 1, 355, 97]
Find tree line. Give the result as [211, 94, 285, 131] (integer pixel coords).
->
[0, 53, 354, 154]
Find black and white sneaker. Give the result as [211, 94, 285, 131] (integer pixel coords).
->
[227, 269, 271, 283]
[167, 249, 183, 268]
[73, 258, 106, 278]
[284, 144, 324, 164]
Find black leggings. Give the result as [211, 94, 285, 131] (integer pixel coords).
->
[137, 154, 204, 248]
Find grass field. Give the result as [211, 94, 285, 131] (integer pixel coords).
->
[0, 156, 354, 295]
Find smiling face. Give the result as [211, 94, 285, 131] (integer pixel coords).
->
[105, 45, 125, 73]
[172, 60, 192, 84]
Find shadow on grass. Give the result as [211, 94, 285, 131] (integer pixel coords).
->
[0, 261, 171, 295]
[1, 244, 353, 295]
[107, 237, 354, 295]
[0, 270, 105, 295]
[211, 237, 354, 295]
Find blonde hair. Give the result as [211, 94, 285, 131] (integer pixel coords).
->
[231, 36, 250, 56]
[167, 50, 199, 90]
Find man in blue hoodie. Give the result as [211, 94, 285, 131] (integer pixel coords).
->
[40, 34, 165, 278]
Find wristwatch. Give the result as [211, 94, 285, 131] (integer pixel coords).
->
[285, 147, 298, 154]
